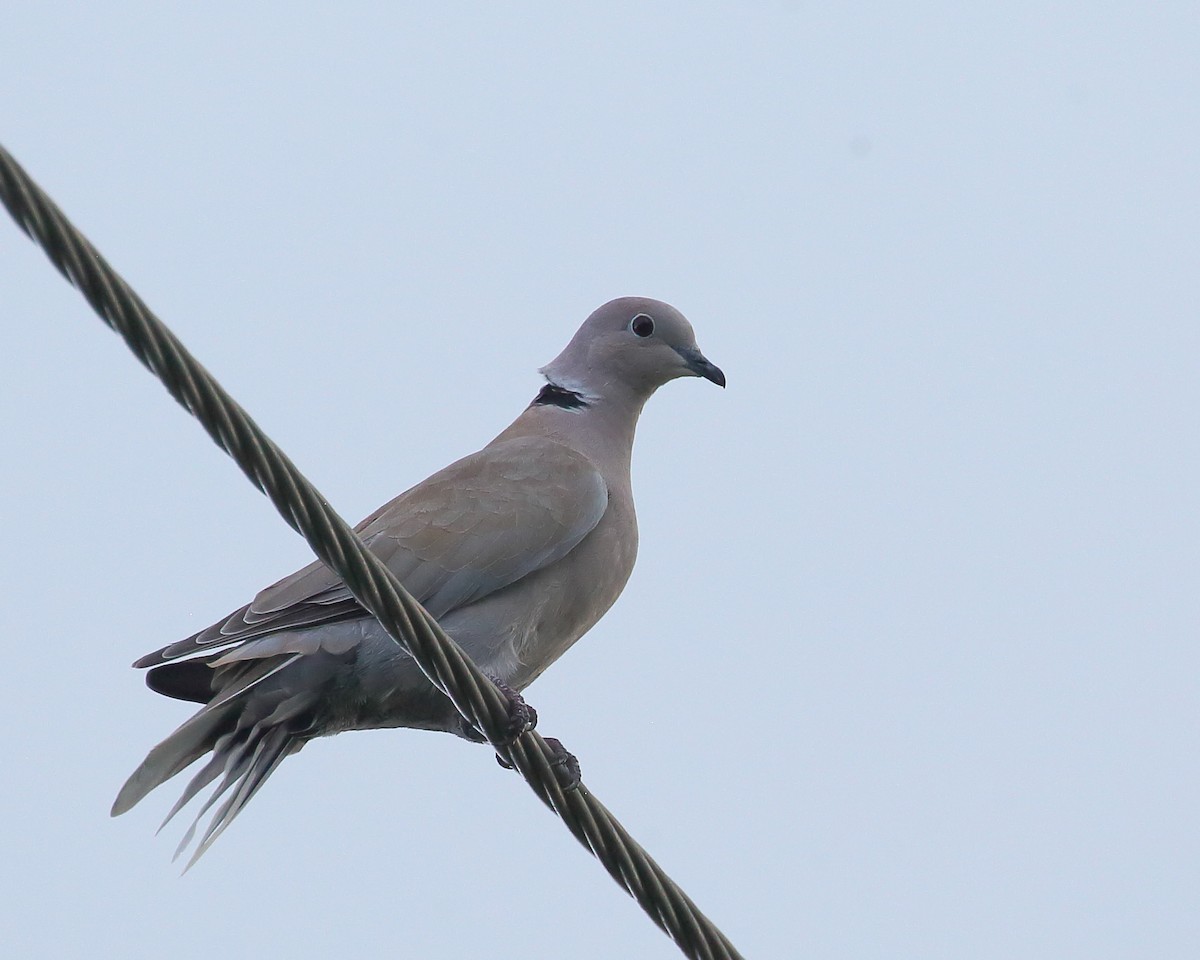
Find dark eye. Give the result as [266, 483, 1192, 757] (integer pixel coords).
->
[630, 314, 655, 338]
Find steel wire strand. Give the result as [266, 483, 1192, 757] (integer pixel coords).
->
[0, 143, 744, 960]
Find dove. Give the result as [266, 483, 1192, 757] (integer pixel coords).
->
[112, 296, 724, 864]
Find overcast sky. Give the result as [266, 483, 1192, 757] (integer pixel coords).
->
[2, 5, 1197, 959]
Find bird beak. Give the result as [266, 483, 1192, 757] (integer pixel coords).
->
[675, 345, 726, 387]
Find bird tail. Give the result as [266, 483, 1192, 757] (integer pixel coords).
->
[112, 654, 320, 869]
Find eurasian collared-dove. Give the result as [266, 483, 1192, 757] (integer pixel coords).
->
[112, 297, 724, 863]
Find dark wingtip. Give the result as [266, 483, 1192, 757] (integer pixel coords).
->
[146, 660, 215, 703]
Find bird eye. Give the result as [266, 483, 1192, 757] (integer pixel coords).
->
[630, 314, 655, 338]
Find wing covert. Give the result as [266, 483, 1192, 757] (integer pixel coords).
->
[137, 437, 607, 666]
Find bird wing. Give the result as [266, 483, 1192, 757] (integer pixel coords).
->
[136, 436, 608, 666]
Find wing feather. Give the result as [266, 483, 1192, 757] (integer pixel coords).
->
[136, 437, 607, 667]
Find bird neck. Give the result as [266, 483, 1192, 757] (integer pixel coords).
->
[530, 382, 590, 410]
[494, 379, 647, 480]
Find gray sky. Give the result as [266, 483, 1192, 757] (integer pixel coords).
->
[2, 5, 1197, 958]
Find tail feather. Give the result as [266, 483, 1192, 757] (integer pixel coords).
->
[171, 730, 259, 863]
[183, 726, 296, 870]
[114, 654, 324, 865]
[207, 654, 302, 710]
[156, 728, 242, 835]
[112, 704, 236, 817]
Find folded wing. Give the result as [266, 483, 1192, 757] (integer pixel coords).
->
[135, 436, 609, 668]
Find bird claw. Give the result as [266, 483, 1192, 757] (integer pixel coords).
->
[543, 737, 582, 791]
[495, 736, 581, 792]
[489, 676, 537, 744]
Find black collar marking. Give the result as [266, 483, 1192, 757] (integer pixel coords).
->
[531, 383, 590, 409]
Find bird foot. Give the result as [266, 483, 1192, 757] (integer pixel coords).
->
[495, 736, 581, 791]
[454, 678, 537, 744]
[490, 676, 537, 744]
[543, 737, 582, 791]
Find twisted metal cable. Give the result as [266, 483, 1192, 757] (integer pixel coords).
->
[0, 143, 744, 960]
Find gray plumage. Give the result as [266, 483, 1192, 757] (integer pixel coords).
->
[112, 296, 724, 865]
